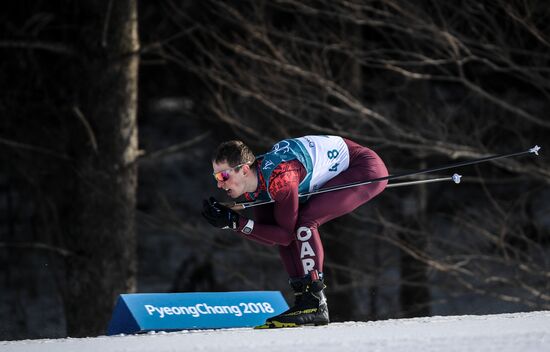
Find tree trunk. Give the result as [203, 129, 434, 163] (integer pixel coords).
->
[62, 0, 139, 337]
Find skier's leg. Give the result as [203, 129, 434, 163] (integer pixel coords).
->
[278, 244, 304, 278]
[254, 204, 303, 278]
[262, 147, 388, 328]
[294, 146, 388, 275]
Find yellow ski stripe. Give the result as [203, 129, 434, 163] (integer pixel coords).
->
[254, 321, 299, 329]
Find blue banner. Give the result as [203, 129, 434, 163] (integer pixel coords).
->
[107, 291, 289, 335]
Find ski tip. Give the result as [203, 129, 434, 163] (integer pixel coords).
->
[529, 145, 541, 155]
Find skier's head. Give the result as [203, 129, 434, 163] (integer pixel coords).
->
[211, 140, 257, 198]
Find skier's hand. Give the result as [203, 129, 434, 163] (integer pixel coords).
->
[201, 197, 240, 230]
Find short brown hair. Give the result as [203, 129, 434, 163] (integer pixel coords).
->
[212, 140, 255, 167]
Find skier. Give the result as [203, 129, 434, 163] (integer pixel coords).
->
[202, 135, 388, 328]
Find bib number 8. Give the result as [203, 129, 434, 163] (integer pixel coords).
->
[327, 150, 339, 159]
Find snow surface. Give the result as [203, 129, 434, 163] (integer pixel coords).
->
[2, 311, 549, 352]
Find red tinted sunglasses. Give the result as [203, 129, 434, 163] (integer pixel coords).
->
[213, 163, 247, 182]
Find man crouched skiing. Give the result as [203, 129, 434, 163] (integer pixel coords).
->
[202, 135, 388, 328]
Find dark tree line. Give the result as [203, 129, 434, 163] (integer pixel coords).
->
[156, 0, 549, 316]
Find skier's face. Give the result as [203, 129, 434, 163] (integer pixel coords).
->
[212, 161, 247, 198]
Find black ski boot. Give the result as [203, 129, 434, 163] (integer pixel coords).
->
[256, 271, 329, 328]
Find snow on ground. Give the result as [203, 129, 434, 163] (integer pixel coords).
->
[1, 311, 549, 352]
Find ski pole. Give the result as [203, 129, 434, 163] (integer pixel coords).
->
[386, 173, 462, 188]
[223, 145, 540, 210]
[223, 174, 462, 210]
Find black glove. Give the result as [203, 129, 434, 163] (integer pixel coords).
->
[201, 197, 240, 230]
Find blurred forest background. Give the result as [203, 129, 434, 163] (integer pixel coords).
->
[1, 0, 549, 340]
